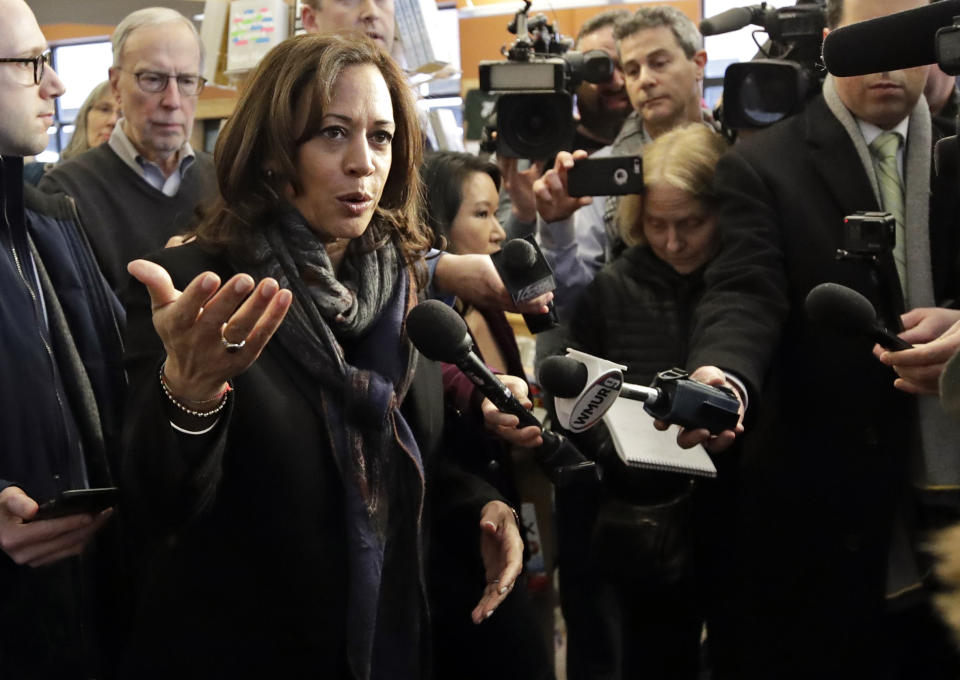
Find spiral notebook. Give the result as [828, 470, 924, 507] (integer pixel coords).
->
[602, 399, 717, 478]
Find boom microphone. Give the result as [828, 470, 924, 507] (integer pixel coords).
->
[805, 282, 913, 350]
[406, 300, 598, 486]
[822, 0, 960, 77]
[699, 5, 759, 36]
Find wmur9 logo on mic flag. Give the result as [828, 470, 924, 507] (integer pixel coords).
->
[551, 349, 628, 433]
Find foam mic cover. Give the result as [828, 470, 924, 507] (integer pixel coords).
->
[699, 6, 755, 36]
[503, 238, 538, 274]
[405, 299, 472, 362]
[822, 0, 960, 76]
[538, 355, 588, 399]
[805, 282, 913, 351]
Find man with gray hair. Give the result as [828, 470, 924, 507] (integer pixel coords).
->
[40, 7, 216, 292]
[533, 6, 711, 319]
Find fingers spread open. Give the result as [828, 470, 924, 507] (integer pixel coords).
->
[243, 287, 293, 356]
[194, 274, 256, 333]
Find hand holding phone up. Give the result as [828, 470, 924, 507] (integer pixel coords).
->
[532, 150, 593, 223]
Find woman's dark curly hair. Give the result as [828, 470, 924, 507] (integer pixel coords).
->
[193, 32, 430, 270]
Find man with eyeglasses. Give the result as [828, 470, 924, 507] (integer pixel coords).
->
[0, 0, 127, 676]
[40, 7, 216, 292]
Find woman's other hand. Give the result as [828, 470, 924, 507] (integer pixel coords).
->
[128, 259, 293, 401]
[471, 500, 524, 624]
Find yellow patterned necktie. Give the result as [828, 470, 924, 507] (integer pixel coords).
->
[869, 131, 906, 297]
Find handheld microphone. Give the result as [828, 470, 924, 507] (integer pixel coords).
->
[805, 282, 913, 350]
[821, 0, 960, 77]
[539, 350, 741, 435]
[406, 300, 598, 487]
[490, 237, 559, 333]
[407, 299, 540, 428]
[699, 5, 762, 36]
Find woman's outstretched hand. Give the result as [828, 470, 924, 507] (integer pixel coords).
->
[128, 259, 293, 401]
[471, 500, 524, 624]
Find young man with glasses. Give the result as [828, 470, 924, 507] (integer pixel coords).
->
[40, 7, 217, 292]
[0, 0, 127, 675]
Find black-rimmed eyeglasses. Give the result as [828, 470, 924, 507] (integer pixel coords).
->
[122, 70, 207, 96]
[0, 50, 52, 86]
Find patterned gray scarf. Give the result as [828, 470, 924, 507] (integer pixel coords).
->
[243, 206, 423, 679]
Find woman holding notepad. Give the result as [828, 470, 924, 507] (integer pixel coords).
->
[554, 123, 730, 680]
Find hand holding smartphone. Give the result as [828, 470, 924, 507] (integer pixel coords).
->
[30, 487, 118, 521]
[566, 155, 643, 197]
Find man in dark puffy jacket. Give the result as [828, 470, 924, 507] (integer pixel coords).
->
[0, 0, 126, 676]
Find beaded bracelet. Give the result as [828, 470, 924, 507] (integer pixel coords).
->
[159, 366, 231, 418]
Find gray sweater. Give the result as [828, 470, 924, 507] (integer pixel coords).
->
[39, 144, 216, 292]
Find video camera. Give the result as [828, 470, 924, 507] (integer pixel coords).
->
[478, 0, 613, 159]
[701, 1, 826, 131]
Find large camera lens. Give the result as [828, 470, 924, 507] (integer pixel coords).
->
[496, 93, 575, 159]
[739, 71, 796, 125]
[722, 60, 811, 130]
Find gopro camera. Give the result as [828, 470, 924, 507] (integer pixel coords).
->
[841, 211, 895, 256]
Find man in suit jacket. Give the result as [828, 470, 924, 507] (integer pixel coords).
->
[679, 0, 960, 677]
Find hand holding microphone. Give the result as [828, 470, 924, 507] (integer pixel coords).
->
[802, 282, 960, 394]
[875, 307, 960, 395]
[490, 237, 559, 334]
[406, 300, 598, 487]
[538, 350, 742, 435]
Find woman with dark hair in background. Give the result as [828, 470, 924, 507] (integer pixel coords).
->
[24, 80, 118, 184]
[420, 150, 554, 680]
[121, 34, 522, 679]
[421, 152, 519, 376]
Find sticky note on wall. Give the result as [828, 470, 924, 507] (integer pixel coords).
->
[226, 0, 290, 73]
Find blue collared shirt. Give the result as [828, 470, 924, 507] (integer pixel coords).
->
[108, 120, 196, 196]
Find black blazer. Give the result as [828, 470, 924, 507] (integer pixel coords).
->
[119, 241, 500, 678]
[686, 95, 960, 676]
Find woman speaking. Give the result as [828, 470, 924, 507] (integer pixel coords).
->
[121, 33, 519, 679]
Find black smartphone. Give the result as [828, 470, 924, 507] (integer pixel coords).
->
[567, 155, 643, 197]
[32, 487, 119, 521]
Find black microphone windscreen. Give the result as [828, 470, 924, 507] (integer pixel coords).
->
[538, 356, 588, 399]
[502, 238, 538, 274]
[700, 7, 753, 36]
[406, 299, 472, 363]
[822, 0, 960, 76]
[805, 282, 878, 336]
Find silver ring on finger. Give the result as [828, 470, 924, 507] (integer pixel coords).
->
[221, 331, 246, 353]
